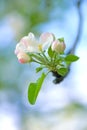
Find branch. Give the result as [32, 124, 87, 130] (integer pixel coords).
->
[68, 0, 83, 54]
[53, 0, 83, 84]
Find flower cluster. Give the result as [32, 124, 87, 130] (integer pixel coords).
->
[15, 32, 79, 105]
[15, 32, 65, 64]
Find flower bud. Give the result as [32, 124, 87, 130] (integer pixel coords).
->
[17, 52, 31, 64]
[51, 40, 66, 53]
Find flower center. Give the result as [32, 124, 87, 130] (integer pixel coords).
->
[38, 44, 42, 51]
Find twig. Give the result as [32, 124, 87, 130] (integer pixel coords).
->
[68, 0, 83, 54]
[53, 0, 83, 84]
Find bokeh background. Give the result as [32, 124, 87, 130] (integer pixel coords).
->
[0, 0, 87, 130]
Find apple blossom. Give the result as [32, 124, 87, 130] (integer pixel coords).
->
[15, 32, 79, 105]
[15, 32, 54, 55]
[15, 33, 39, 54]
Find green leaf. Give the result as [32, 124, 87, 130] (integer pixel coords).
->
[58, 37, 64, 42]
[65, 54, 79, 62]
[57, 68, 68, 76]
[48, 46, 54, 58]
[28, 73, 46, 105]
[36, 67, 43, 73]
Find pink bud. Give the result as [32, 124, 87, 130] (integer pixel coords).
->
[51, 40, 66, 53]
[17, 52, 31, 64]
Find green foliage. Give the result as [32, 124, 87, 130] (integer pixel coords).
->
[65, 54, 79, 62]
[36, 66, 43, 73]
[58, 37, 64, 42]
[28, 73, 46, 105]
[27, 46, 79, 105]
[48, 46, 54, 58]
[57, 67, 68, 76]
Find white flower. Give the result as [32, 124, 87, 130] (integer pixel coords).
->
[51, 40, 66, 53]
[15, 32, 39, 54]
[15, 32, 54, 55]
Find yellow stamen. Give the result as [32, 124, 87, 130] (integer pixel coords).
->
[38, 44, 42, 51]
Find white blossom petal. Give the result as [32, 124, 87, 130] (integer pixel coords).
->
[15, 32, 55, 55]
[40, 32, 54, 50]
[28, 32, 35, 40]
[20, 36, 29, 47]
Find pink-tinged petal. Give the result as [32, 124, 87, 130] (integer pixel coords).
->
[20, 36, 29, 47]
[17, 52, 31, 64]
[18, 58, 26, 63]
[40, 32, 54, 44]
[15, 32, 41, 54]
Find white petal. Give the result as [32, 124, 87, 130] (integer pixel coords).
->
[15, 32, 40, 53]
[27, 45, 39, 52]
[20, 36, 29, 47]
[40, 32, 54, 44]
[28, 32, 35, 40]
[40, 32, 54, 50]
[15, 43, 21, 54]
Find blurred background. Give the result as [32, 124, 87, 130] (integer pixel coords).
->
[0, 0, 87, 130]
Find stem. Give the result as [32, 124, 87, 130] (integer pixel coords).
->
[53, 52, 57, 63]
[41, 51, 50, 63]
[32, 53, 51, 67]
[32, 53, 46, 63]
[32, 58, 43, 65]
[46, 70, 51, 76]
